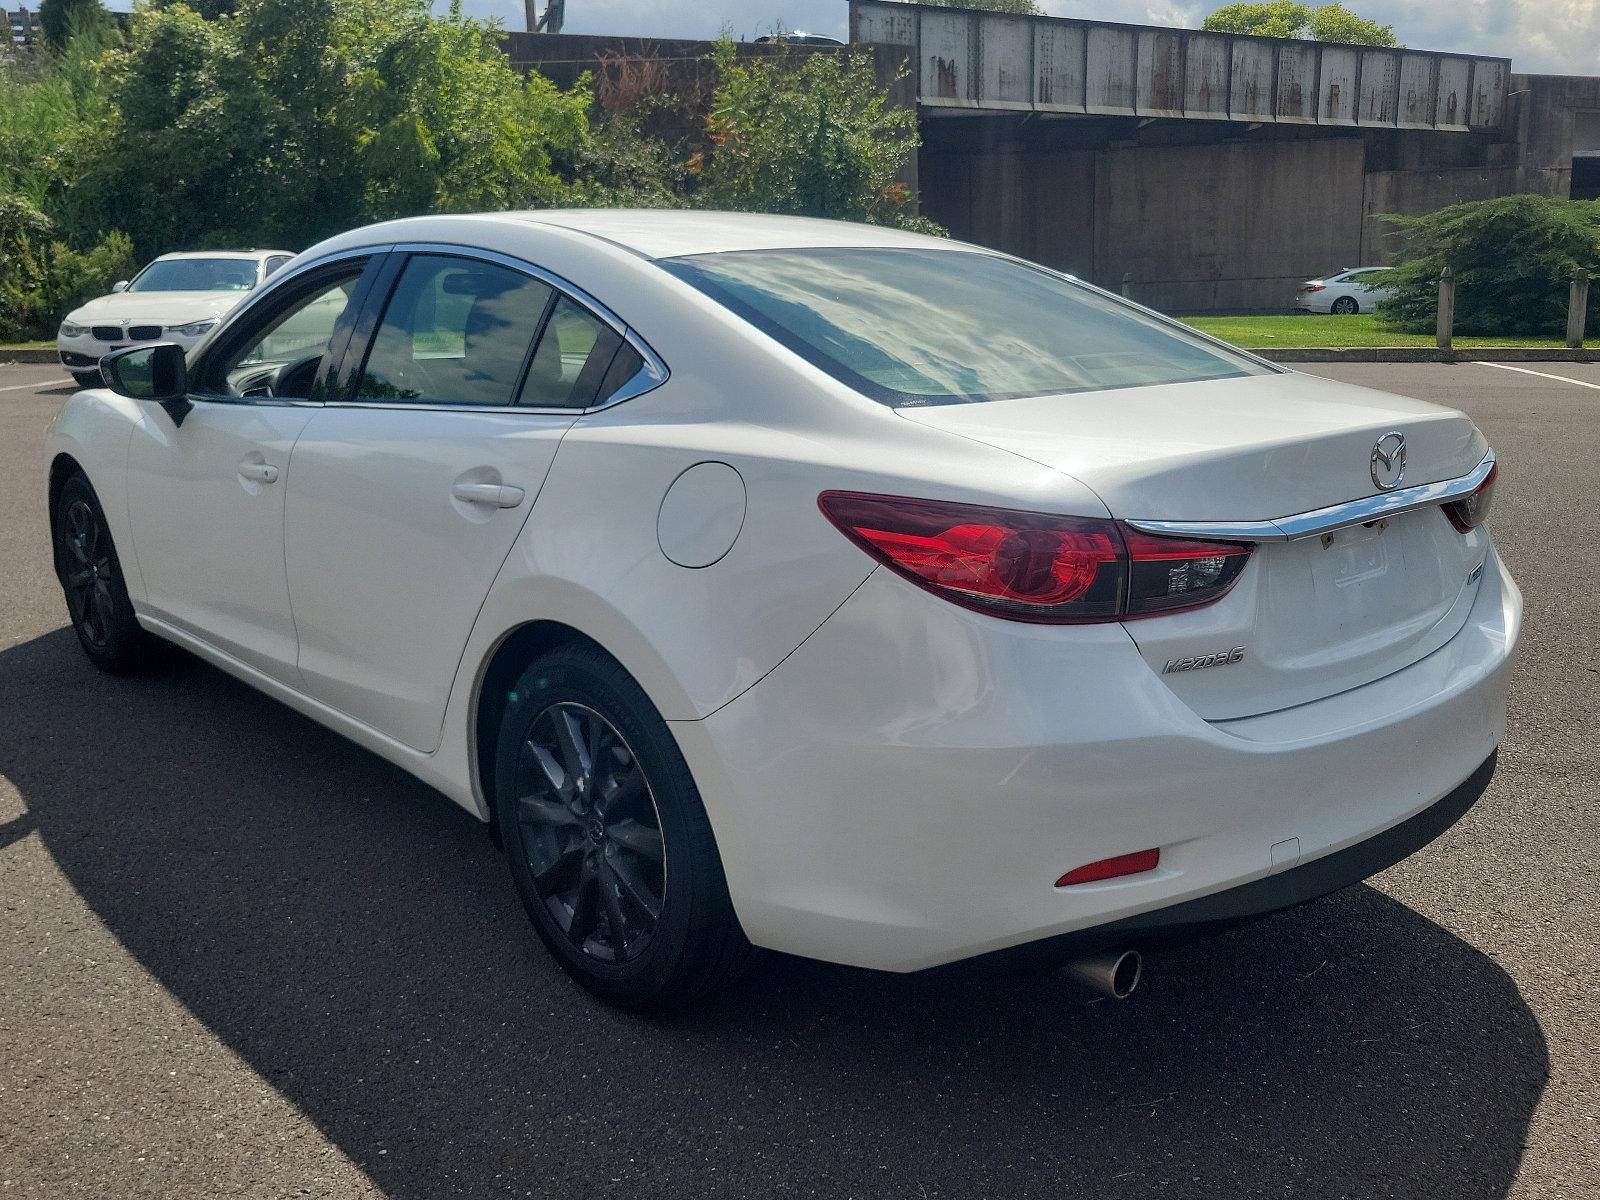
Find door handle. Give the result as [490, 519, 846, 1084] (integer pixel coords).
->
[239, 462, 280, 484]
[451, 481, 525, 509]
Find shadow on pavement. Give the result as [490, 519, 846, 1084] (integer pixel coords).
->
[0, 627, 1549, 1199]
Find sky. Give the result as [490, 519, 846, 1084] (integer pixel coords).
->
[464, 0, 1600, 76]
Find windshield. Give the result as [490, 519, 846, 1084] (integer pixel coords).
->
[664, 248, 1269, 406]
[129, 258, 259, 293]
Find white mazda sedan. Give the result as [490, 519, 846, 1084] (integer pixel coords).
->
[45, 211, 1520, 1008]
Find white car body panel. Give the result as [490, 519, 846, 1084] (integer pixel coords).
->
[283, 406, 573, 753]
[126, 400, 313, 683]
[42, 212, 1520, 975]
[673, 550, 1517, 970]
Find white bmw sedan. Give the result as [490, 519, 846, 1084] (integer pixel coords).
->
[57, 249, 294, 387]
[45, 211, 1520, 1008]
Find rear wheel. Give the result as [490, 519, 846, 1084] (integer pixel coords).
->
[494, 644, 753, 1008]
[1331, 296, 1360, 315]
[52, 472, 163, 673]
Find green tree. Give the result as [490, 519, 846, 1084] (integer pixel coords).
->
[697, 43, 935, 231]
[1202, 2, 1399, 46]
[37, 0, 110, 52]
[0, 18, 117, 244]
[1377, 195, 1600, 336]
[151, 0, 238, 16]
[90, 0, 592, 254]
[0, 193, 134, 340]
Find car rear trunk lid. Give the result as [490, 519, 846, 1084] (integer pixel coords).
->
[898, 372, 1491, 718]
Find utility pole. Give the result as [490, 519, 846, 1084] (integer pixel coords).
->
[527, 0, 565, 33]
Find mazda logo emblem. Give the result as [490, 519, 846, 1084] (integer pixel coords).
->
[1370, 432, 1406, 491]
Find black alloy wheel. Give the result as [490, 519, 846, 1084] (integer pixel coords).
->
[59, 496, 117, 653]
[494, 644, 753, 1008]
[514, 701, 666, 964]
[52, 472, 162, 673]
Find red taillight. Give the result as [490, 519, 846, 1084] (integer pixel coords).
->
[1303, 283, 1326, 292]
[1057, 848, 1161, 887]
[817, 492, 1251, 624]
[1444, 462, 1498, 533]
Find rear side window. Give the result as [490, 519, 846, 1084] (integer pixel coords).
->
[517, 297, 625, 409]
[358, 255, 554, 407]
[664, 247, 1269, 406]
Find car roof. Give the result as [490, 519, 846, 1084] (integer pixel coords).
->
[445, 210, 966, 261]
[151, 249, 294, 262]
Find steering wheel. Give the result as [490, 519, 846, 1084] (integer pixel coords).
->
[272, 351, 324, 398]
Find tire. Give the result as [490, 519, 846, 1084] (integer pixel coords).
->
[1331, 296, 1360, 315]
[494, 643, 754, 1008]
[52, 472, 163, 674]
[70, 370, 102, 389]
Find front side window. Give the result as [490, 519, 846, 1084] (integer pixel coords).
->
[203, 267, 364, 399]
[664, 248, 1271, 406]
[129, 257, 260, 293]
[357, 256, 553, 407]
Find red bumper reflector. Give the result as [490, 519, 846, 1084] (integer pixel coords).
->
[1056, 848, 1161, 887]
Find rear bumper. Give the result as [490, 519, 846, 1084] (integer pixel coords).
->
[674, 547, 1521, 973]
[961, 748, 1496, 970]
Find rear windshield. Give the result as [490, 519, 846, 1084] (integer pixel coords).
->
[663, 247, 1269, 406]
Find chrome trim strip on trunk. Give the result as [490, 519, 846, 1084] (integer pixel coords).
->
[1125, 453, 1495, 543]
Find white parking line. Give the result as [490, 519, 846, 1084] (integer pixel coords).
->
[0, 377, 71, 393]
[1475, 361, 1600, 390]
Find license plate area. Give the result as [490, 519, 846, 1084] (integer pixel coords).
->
[1317, 519, 1390, 590]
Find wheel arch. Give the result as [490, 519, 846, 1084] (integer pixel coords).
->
[47, 451, 85, 517]
[46, 453, 87, 575]
[471, 620, 624, 847]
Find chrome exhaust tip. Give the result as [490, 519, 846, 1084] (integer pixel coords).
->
[1063, 949, 1142, 999]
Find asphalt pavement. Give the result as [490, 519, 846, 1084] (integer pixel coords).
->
[0, 360, 1595, 1198]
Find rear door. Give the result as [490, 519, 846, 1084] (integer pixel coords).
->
[283, 249, 633, 753]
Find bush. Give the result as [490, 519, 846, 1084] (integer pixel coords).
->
[0, 193, 135, 340]
[1378, 195, 1600, 336]
[697, 43, 938, 233]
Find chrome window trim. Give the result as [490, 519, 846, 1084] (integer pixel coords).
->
[1125, 453, 1496, 543]
[199, 240, 669, 414]
[382, 241, 669, 412]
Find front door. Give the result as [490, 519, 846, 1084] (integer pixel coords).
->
[124, 260, 372, 683]
[284, 251, 630, 752]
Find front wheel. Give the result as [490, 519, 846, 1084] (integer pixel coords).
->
[494, 644, 754, 1008]
[1331, 296, 1360, 315]
[52, 472, 164, 673]
[70, 370, 102, 389]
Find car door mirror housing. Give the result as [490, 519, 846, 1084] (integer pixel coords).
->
[101, 342, 189, 404]
[111, 280, 129, 293]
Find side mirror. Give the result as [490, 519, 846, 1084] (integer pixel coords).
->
[111, 280, 129, 293]
[101, 342, 188, 404]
